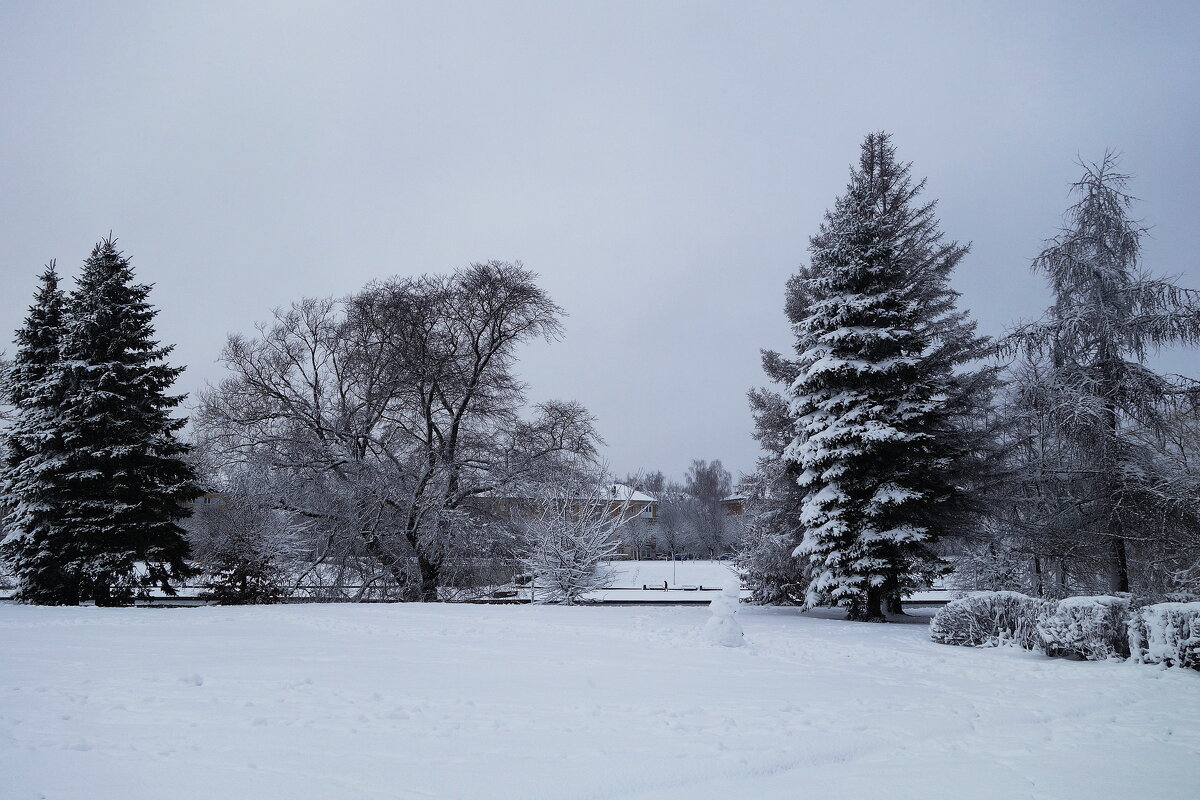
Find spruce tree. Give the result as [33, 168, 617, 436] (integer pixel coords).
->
[55, 238, 197, 604]
[778, 132, 996, 621]
[0, 264, 78, 603]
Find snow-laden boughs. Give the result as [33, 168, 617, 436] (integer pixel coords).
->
[185, 466, 305, 605]
[735, 383, 811, 604]
[733, 460, 809, 605]
[2, 242, 198, 604]
[776, 132, 998, 621]
[57, 240, 196, 604]
[196, 263, 599, 602]
[0, 264, 77, 603]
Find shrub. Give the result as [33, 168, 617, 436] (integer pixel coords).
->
[186, 490, 302, 605]
[929, 591, 1050, 650]
[1128, 602, 1200, 670]
[1035, 595, 1131, 660]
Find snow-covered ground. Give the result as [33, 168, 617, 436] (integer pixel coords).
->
[2, 604, 1197, 800]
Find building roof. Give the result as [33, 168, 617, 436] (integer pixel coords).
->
[607, 483, 657, 504]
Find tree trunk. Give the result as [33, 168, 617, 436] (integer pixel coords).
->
[886, 594, 905, 615]
[849, 584, 886, 622]
[1109, 536, 1130, 593]
[361, 535, 413, 599]
[416, 554, 440, 602]
[1101, 388, 1130, 593]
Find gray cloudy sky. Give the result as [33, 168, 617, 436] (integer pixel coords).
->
[3, 1, 1198, 480]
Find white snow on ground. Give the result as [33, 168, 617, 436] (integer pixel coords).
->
[1, 604, 1198, 800]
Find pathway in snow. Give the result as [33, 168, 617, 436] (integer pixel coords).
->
[1, 603, 1196, 799]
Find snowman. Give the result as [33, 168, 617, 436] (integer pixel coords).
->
[703, 582, 744, 647]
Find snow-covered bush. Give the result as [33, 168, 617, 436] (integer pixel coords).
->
[517, 474, 630, 605]
[1128, 602, 1200, 669]
[929, 591, 1050, 649]
[1036, 595, 1131, 660]
[933, 590, 1199, 669]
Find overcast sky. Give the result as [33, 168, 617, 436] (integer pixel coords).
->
[3, 1, 1198, 480]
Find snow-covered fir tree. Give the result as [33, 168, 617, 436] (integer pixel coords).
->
[0, 264, 78, 603]
[777, 132, 997, 621]
[51, 239, 198, 604]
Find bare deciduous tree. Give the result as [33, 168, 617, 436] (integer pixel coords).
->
[683, 459, 734, 558]
[196, 262, 599, 601]
[185, 467, 305, 604]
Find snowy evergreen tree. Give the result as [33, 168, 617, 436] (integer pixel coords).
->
[52, 239, 198, 604]
[735, 388, 810, 604]
[1007, 155, 1200, 594]
[0, 264, 78, 603]
[776, 132, 997, 621]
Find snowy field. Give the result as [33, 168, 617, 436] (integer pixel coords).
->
[604, 559, 736, 588]
[583, 560, 742, 603]
[2, 604, 1198, 800]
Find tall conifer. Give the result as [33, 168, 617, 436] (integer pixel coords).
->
[1, 264, 77, 602]
[1009, 156, 1200, 593]
[780, 132, 996, 620]
[54, 238, 197, 604]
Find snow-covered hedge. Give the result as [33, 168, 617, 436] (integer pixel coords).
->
[931, 591, 1200, 669]
[929, 591, 1050, 650]
[1128, 602, 1200, 670]
[1036, 595, 1130, 660]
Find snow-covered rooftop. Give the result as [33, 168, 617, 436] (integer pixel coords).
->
[606, 483, 656, 504]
